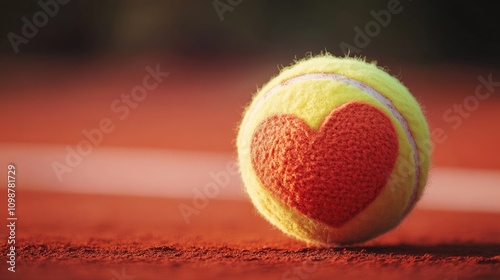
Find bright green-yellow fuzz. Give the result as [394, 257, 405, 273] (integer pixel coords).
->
[236, 55, 431, 245]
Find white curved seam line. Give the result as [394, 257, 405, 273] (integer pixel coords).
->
[250, 73, 420, 212]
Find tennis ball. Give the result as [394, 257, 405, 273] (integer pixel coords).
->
[236, 55, 430, 245]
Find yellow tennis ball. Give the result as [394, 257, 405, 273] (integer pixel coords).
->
[237, 55, 431, 245]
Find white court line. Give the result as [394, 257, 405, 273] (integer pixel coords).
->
[421, 168, 500, 213]
[0, 143, 243, 198]
[0, 143, 499, 213]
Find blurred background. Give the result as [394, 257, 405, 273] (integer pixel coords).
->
[0, 0, 499, 209]
[1, 0, 500, 63]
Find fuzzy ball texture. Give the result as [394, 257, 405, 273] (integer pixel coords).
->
[237, 55, 431, 245]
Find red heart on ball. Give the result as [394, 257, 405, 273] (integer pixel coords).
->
[251, 102, 399, 228]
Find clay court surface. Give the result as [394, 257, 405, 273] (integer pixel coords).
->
[1, 58, 500, 279]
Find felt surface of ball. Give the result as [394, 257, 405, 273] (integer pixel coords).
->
[237, 55, 431, 245]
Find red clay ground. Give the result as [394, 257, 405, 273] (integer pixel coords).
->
[1, 191, 500, 280]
